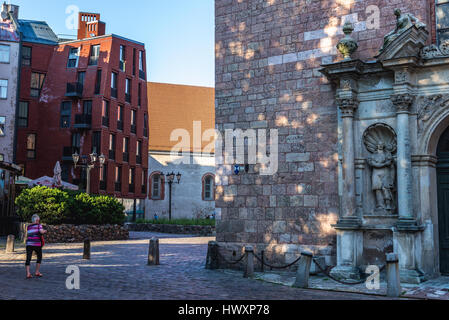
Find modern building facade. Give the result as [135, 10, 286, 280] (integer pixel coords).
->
[0, 3, 20, 163]
[15, 11, 149, 204]
[146, 82, 215, 220]
[215, 0, 449, 282]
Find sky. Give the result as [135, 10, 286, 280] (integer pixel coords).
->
[10, 0, 215, 87]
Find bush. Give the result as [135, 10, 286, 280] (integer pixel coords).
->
[16, 186, 126, 226]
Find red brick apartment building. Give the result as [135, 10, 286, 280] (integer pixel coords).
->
[15, 12, 149, 200]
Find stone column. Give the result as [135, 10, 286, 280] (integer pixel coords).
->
[331, 97, 363, 280]
[391, 93, 415, 225]
[391, 93, 425, 284]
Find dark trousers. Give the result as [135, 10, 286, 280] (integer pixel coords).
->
[25, 246, 42, 266]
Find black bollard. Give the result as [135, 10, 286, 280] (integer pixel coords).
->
[6, 235, 15, 253]
[83, 239, 91, 260]
[148, 237, 160, 266]
[206, 241, 219, 270]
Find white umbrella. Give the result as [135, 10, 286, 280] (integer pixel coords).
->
[53, 161, 62, 188]
[29, 176, 79, 191]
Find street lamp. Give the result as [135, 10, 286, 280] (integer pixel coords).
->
[72, 152, 106, 194]
[163, 172, 181, 221]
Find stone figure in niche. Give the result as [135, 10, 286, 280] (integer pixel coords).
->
[363, 124, 397, 215]
[379, 9, 426, 54]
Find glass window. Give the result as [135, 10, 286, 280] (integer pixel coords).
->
[18, 102, 29, 127]
[0, 117, 5, 136]
[60, 101, 72, 128]
[131, 110, 136, 125]
[437, 1, 449, 44]
[0, 80, 7, 99]
[92, 131, 101, 154]
[67, 47, 80, 68]
[22, 46, 31, 66]
[102, 100, 109, 117]
[109, 134, 116, 151]
[83, 100, 92, 115]
[115, 166, 122, 183]
[100, 164, 107, 182]
[123, 137, 129, 153]
[152, 174, 160, 198]
[95, 69, 102, 94]
[0, 45, 10, 63]
[204, 175, 215, 201]
[30, 73, 45, 97]
[126, 78, 131, 94]
[27, 134, 36, 159]
[129, 168, 135, 185]
[118, 105, 123, 121]
[89, 45, 100, 65]
[139, 51, 144, 71]
[136, 140, 142, 156]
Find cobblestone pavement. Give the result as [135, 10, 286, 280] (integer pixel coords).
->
[0, 233, 396, 300]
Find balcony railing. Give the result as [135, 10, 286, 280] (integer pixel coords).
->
[102, 117, 109, 127]
[129, 184, 135, 193]
[74, 114, 92, 129]
[123, 152, 129, 162]
[117, 121, 123, 131]
[66, 82, 83, 98]
[63, 146, 80, 161]
[115, 182, 121, 192]
[111, 88, 118, 99]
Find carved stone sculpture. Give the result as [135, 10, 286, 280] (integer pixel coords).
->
[363, 124, 397, 215]
[337, 22, 358, 60]
[379, 9, 426, 54]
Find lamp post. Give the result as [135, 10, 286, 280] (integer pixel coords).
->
[72, 152, 106, 194]
[163, 172, 181, 221]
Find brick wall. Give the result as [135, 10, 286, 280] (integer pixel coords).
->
[215, 0, 432, 263]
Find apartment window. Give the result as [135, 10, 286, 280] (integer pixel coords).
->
[78, 71, 85, 86]
[143, 113, 148, 137]
[133, 48, 137, 76]
[92, 131, 101, 154]
[119, 45, 126, 72]
[72, 133, 81, 154]
[83, 100, 92, 115]
[125, 78, 131, 103]
[94, 69, 102, 94]
[115, 165, 122, 192]
[123, 137, 129, 162]
[0, 80, 7, 99]
[0, 117, 5, 136]
[142, 170, 147, 194]
[129, 167, 135, 193]
[22, 46, 32, 66]
[117, 105, 124, 130]
[138, 83, 142, 106]
[136, 140, 142, 164]
[30, 73, 45, 97]
[0, 45, 10, 63]
[60, 101, 72, 128]
[27, 134, 36, 159]
[100, 163, 107, 190]
[202, 174, 215, 201]
[67, 47, 80, 68]
[131, 110, 137, 134]
[61, 164, 70, 182]
[111, 72, 118, 98]
[18, 102, 29, 127]
[109, 134, 116, 160]
[102, 100, 109, 127]
[139, 51, 146, 79]
[89, 45, 100, 65]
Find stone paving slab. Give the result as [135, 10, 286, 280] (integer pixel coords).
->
[0, 233, 392, 300]
[253, 271, 449, 300]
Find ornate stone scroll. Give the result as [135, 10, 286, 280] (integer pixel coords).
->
[363, 124, 397, 215]
[421, 40, 449, 59]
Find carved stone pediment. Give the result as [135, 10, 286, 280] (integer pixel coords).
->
[421, 40, 449, 59]
[416, 94, 449, 134]
[376, 25, 428, 62]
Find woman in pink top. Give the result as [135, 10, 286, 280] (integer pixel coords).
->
[25, 214, 47, 279]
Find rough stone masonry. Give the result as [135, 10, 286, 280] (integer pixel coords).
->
[214, 0, 432, 269]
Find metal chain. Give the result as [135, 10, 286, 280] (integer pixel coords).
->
[217, 251, 246, 265]
[254, 253, 302, 270]
[312, 258, 387, 286]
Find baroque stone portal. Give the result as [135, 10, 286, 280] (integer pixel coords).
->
[363, 124, 397, 215]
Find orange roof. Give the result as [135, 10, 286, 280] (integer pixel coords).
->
[147, 82, 215, 153]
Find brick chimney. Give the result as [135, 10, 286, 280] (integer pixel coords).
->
[77, 12, 106, 40]
[1, 2, 19, 21]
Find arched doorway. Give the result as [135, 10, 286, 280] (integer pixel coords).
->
[436, 126, 449, 274]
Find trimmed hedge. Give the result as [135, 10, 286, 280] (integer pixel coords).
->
[16, 186, 125, 225]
